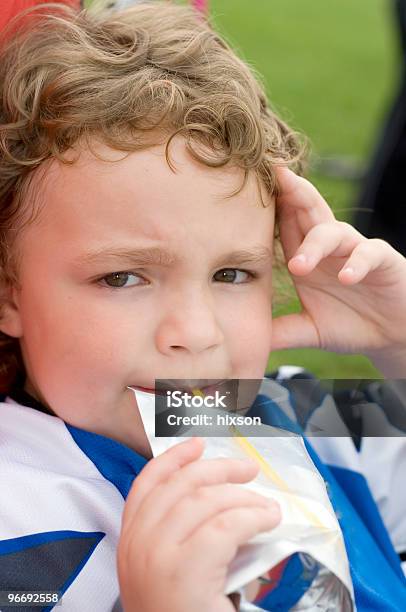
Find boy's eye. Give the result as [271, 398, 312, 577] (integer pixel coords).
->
[213, 268, 252, 283]
[97, 268, 255, 288]
[100, 272, 146, 288]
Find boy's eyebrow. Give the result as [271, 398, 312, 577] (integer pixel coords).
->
[73, 245, 273, 268]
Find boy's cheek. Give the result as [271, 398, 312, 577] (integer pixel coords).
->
[239, 296, 272, 342]
[233, 319, 272, 376]
[21, 324, 126, 404]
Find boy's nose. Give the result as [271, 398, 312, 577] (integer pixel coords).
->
[155, 291, 225, 356]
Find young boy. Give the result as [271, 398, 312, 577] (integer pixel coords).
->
[0, 2, 405, 610]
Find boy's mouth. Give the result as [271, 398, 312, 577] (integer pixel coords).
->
[131, 380, 229, 397]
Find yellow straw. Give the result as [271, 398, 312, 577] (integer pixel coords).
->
[191, 387, 326, 529]
[230, 424, 326, 530]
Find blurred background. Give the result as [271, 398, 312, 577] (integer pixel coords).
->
[93, 0, 399, 377]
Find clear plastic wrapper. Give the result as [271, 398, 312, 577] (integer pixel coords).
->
[129, 386, 355, 611]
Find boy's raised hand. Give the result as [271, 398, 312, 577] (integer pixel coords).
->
[272, 168, 406, 376]
[117, 437, 280, 612]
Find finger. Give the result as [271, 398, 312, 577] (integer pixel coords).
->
[276, 167, 336, 231]
[132, 456, 260, 535]
[287, 221, 366, 275]
[122, 437, 205, 524]
[276, 168, 336, 263]
[156, 484, 273, 544]
[276, 200, 305, 263]
[338, 238, 406, 285]
[186, 503, 281, 570]
[271, 311, 320, 351]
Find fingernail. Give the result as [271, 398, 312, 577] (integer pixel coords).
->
[342, 266, 354, 275]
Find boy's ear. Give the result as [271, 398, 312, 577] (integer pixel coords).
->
[0, 286, 23, 338]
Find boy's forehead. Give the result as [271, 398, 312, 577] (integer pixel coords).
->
[36, 137, 274, 197]
[24, 139, 275, 252]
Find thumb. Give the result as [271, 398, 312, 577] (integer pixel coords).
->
[271, 312, 320, 351]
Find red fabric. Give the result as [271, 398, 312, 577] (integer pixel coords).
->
[192, 0, 208, 13]
[0, 1, 81, 33]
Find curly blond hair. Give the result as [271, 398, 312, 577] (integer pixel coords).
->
[0, 1, 304, 392]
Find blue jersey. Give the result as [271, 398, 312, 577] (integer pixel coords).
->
[0, 371, 405, 611]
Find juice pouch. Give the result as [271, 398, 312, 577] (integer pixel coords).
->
[128, 385, 355, 611]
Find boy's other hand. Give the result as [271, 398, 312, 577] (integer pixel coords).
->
[272, 168, 406, 376]
[117, 437, 280, 612]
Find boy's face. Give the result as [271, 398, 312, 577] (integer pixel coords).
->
[2, 137, 275, 457]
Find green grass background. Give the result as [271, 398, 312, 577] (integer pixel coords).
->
[89, 0, 399, 377]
